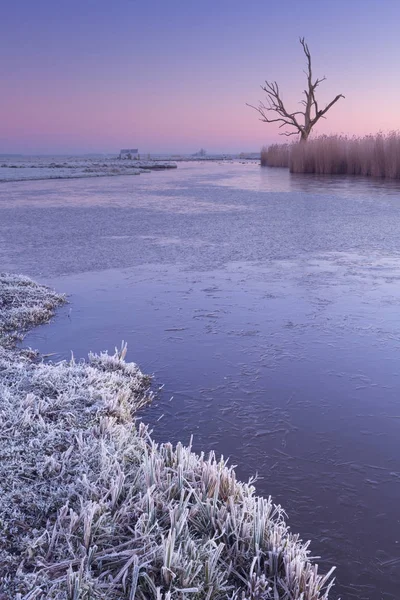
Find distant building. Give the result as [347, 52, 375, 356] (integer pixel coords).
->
[119, 149, 138, 159]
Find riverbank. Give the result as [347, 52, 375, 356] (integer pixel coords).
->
[0, 157, 177, 182]
[0, 274, 335, 599]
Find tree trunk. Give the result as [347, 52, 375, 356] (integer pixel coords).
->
[300, 130, 309, 142]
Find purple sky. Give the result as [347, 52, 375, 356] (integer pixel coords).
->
[1, 0, 399, 154]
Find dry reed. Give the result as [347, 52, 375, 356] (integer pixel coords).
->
[261, 132, 400, 179]
[0, 274, 336, 599]
[260, 145, 289, 168]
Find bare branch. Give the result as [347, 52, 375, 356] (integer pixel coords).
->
[310, 93, 345, 128]
[246, 103, 300, 128]
[281, 131, 301, 137]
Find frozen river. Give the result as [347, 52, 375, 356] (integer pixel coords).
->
[1, 161, 400, 599]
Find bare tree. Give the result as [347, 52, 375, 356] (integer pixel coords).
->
[248, 38, 344, 142]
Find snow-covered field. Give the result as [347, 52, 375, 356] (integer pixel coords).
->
[0, 155, 177, 182]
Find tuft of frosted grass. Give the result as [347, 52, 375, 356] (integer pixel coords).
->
[0, 273, 65, 347]
[261, 132, 400, 179]
[0, 274, 337, 599]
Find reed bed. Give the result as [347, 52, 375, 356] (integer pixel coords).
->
[261, 132, 400, 178]
[0, 274, 336, 599]
[260, 145, 289, 168]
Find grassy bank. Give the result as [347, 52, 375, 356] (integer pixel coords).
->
[261, 132, 400, 178]
[0, 274, 336, 599]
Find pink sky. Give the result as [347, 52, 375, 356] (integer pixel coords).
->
[1, 0, 400, 154]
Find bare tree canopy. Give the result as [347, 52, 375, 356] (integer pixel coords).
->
[248, 37, 344, 142]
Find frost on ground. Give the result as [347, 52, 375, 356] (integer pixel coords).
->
[0, 158, 177, 182]
[0, 275, 336, 599]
